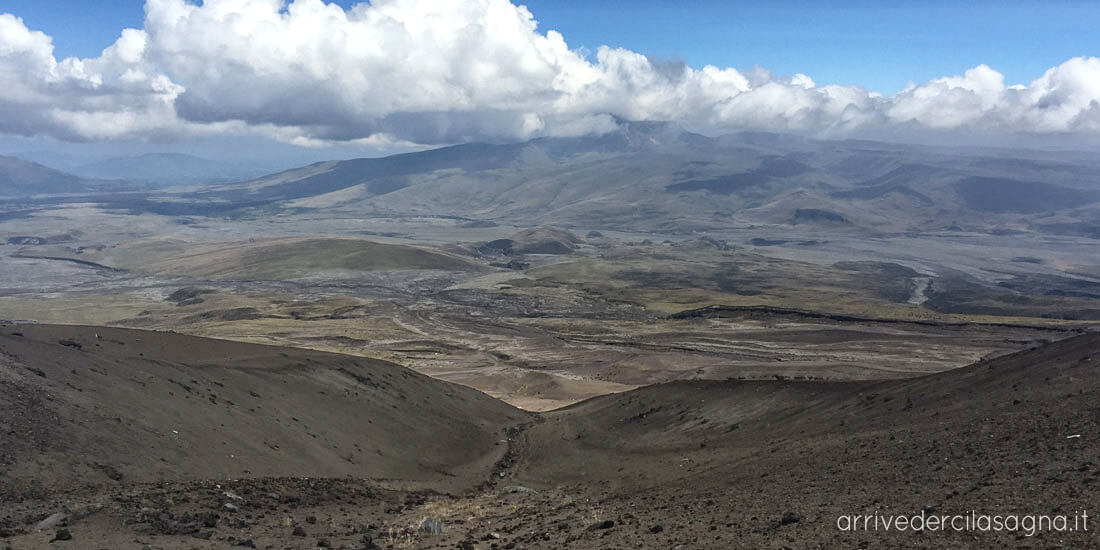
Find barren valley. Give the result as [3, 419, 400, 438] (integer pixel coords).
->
[1, 128, 1098, 548]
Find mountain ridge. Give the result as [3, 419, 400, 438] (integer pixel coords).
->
[191, 126, 1100, 236]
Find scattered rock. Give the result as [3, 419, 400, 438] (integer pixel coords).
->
[58, 339, 82, 350]
[781, 512, 801, 525]
[499, 485, 536, 495]
[292, 526, 306, 536]
[49, 528, 72, 542]
[234, 539, 256, 548]
[589, 520, 615, 530]
[94, 462, 124, 481]
[419, 517, 443, 535]
[34, 512, 67, 531]
[223, 503, 239, 512]
[649, 525, 664, 534]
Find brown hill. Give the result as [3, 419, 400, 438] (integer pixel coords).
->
[501, 330, 1099, 548]
[478, 226, 582, 257]
[0, 324, 529, 500]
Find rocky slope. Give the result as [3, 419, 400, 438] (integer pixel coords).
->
[0, 324, 1096, 548]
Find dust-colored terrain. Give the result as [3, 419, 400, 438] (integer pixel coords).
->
[0, 324, 529, 498]
[2, 224, 1092, 410]
[0, 324, 1096, 549]
[2, 129, 1100, 548]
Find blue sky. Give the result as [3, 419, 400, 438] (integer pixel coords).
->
[6, 0, 1098, 94]
[1, 0, 1098, 157]
[524, 0, 1099, 93]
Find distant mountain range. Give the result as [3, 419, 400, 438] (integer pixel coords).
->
[0, 155, 89, 197]
[71, 153, 273, 183]
[6, 152, 276, 186]
[183, 122, 1100, 236]
[5, 124, 1100, 238]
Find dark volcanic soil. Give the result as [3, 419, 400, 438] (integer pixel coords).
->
[0, 324, 1097, 549]
[0, 324, 529, 498]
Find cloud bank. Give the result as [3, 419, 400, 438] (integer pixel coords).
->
[1, 0, 1099, 146]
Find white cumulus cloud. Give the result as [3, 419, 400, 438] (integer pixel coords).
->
[0, 0, 1099, 146]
